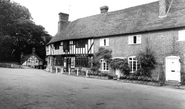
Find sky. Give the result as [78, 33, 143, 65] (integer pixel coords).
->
[12, 0, 157, 36]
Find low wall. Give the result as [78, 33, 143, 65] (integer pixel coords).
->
[0, 63, 21, 68]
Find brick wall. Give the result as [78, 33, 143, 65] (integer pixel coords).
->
[94, 29, 185, 79]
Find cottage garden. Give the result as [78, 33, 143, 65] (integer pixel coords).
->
[87, 47, 163, 86]
[46, 0, 185, 86]
[61, 47, 184, 86]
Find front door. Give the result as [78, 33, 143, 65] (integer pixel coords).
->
[165, 56, 181, 82]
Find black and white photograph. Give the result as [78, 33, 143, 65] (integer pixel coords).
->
[0, 0, 185, 108]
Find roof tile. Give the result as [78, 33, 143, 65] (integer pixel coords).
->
[49, 0, 185, 44]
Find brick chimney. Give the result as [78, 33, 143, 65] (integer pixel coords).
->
[159, 0, 171, 17]
[100, 6, 109, 13]
[58, 12, 69, 33]
[32, 48, 35, 54]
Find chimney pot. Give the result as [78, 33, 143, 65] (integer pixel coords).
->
[59, 12, 69, 21]
[100, 6, 109, 13]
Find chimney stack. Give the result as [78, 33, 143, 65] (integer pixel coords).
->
[100, 6, 109, 13]
[159, 0, 171, 17]
[58, 12, 69, 33]
[32, 48, 35, 54]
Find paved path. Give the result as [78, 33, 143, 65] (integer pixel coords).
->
[0, 68, 185, 109]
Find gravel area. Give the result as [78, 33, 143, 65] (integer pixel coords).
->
[0, 68, 185, 109]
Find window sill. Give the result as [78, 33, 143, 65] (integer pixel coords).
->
[100, 46, 108, 47]
[128, 43, 141, 45]
[101, 70, 109, 71]
[177, 40, 185, 42]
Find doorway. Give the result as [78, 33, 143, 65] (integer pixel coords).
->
[165, 56, 181, 82]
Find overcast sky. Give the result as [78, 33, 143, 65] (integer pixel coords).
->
[12, 0, 157, 36]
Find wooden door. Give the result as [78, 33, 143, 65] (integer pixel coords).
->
[165, 56, 181, 82]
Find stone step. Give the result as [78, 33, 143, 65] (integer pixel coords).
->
[165, 80, 180, 86]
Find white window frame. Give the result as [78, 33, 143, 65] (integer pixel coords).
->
[128, 56, 140, 73]
[178, 30, 185, 41]
[100, 38, 109, 46]
[100, 59, 109, 71]
[69, 41, 73, 44]
[128, 35, 141, 44]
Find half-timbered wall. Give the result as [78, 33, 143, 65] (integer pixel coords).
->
[46, 39, 94, 56]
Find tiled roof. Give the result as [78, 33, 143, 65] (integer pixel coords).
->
[49, 0, 185, 44]
[21, 53, 43, 64]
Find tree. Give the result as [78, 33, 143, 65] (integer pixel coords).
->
[0, 0, 52, 62]
[0, 0, 31, 35]
[11, 19, 52, 61]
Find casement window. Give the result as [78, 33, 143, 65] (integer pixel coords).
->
[55, 56, 64, 66]
[75, 56, 88, 67]
[100, 59, 109, 71]
[69, 41, 73, 45]
[76, 39, 88, 48]
[178, 30, 185, 41]
[128, 35, 141, 44]
[128, 56, 140, 73]
[63, 41, 69, 52]
[54, 42, 60, 50]
[100, 38, 109, 46]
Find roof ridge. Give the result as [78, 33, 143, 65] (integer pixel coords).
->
[48, 0, 185, 44]
[70, 1, 158, 22]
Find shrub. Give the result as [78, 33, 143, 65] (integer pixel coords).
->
[181, 72, 185, 85]
[90, 47, 112, 73]
[137, 48, 156, 78]
[110, 58, 130, 76]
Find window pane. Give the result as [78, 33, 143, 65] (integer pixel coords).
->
[128, 36, 133, 44]
[103, 63, 106, 70]
[179, 30, 185, 41]
[107, 63, 109, 70]
[137, 35, 141, 44]
[133, 36, 137, 44]
[104, 39, 106, 46]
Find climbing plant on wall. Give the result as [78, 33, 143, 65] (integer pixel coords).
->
[137, 47, 156, 78]
[90, 47, 112, 73]
[110, 58, 130, 76]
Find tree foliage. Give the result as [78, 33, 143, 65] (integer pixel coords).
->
[0, 0, 31, 35]
[110, 58, 130, 75]
[0, 0, 52, 62]
[90, 47, 112, 73]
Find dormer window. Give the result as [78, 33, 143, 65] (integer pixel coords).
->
[128, 35, 141, 44]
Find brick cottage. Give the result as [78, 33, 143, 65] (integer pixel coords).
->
[46, 0, 185, 83]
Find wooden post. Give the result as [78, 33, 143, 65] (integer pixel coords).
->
[56, 67, 58, 73]
[50, 66, 52, 73]
[86, 70, 88, 77]
[77, 68, 79, 76]
[68, 68, 71, 75]
[61, 67, 63, 74]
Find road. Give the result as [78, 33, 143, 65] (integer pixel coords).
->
[0, 68, 184, 109]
